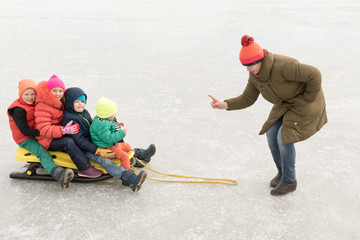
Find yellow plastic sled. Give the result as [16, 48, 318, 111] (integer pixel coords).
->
[10, 147, 134, 183]
[11, 147, 239, 185]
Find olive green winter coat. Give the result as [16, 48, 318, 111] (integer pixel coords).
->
[224, 52, 327, 144]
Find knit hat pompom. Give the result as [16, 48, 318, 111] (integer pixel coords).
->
[239, 35, 264, 66]
[241, 35, 254, 47]
[47, 74, 66, 91]
[18, 79, 37, 98]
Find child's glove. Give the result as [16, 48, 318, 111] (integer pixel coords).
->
[61, 120, 80, 135]
[95, 148, 115, 158]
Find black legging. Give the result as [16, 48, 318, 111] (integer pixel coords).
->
[49, 137, 90, 170]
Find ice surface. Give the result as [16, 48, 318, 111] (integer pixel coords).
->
[0, 0, 359, 239]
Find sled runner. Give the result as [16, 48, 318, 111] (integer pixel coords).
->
[9, 147, 134, 183]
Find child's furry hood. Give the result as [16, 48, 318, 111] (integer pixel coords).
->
[36, 81, 63, 109]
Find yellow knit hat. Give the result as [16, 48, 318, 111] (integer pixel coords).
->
[96, 97, 118, 118]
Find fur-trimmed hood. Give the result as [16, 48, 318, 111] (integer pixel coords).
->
[34, 80, 64, 149]
[36, 81, 63, 109]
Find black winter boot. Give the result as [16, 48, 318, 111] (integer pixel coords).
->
[270, 172, 282, 188]
[131, 158, 145, 168]
[270, 180, 297, 196]
[134, 144, 156, 163]
[121, 169, 147, 192]
[50, 166, 74, 189]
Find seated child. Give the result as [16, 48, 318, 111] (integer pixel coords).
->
[7, 79, 74, 189]
[61, 87, 149, 191]
[35, 75, 102, 178]
[90, 97, 156, 169]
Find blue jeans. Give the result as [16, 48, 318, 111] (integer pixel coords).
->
[266, 118, 296, 181]
[49, 137, 90, 170]
[85, 152, 125, 179]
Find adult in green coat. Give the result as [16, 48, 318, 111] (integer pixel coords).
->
[209, 35, 327, 196]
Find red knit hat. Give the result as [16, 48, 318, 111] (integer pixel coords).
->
[18, 79, 37, 98]
[239, 35, 264, 66]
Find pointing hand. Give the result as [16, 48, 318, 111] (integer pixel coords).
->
[208, 95, 228, 110]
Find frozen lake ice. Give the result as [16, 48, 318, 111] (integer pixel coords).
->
[0, 0, 359, 239]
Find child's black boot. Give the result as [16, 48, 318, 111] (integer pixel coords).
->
[121, 169, 147, 192]
[134, 144, 156, 164]
[50, 166, 74, 189]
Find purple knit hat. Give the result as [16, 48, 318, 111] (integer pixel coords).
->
[47, 75, 66, 91]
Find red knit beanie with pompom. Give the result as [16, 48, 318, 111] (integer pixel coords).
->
[239, 35, 264, 66]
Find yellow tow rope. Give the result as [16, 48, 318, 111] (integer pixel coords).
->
[130, 158, 238, 185]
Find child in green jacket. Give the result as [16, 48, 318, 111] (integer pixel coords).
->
[90, 97, 155, 169]
[63, 90, 152, 192]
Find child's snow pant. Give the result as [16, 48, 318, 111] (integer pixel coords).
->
[107, 142, 132, 169]
[19, 138, 57, 173]
[48, 137, 91, 170]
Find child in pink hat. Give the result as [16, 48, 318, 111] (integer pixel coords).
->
[34, 74, 103, 178]
[47, 75, 66, 91]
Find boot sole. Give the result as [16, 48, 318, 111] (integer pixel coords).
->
[134, 172, 147, 192]
[270, 187, 296, 196]
[78, 170, 102, 178]
[78, 173, 102, 178]
[62, 169, 74, 189]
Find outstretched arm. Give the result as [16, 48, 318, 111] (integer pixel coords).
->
[222, 81, 260, 110]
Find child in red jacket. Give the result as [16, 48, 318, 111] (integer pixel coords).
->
[35, 75, 102, 178]
[8, 79, 74, 188]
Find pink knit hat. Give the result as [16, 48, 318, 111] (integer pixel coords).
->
[47, 75, 66, 91]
